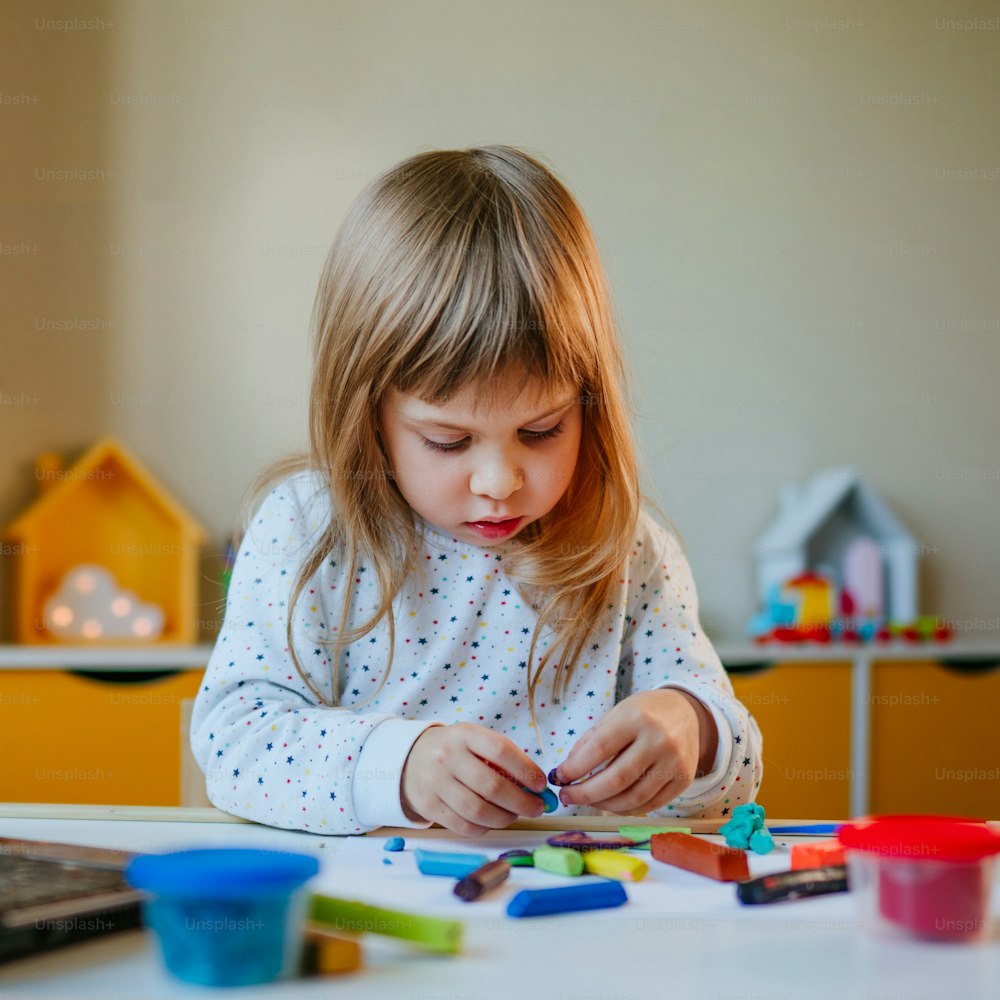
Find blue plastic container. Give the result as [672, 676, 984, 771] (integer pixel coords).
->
[125, 848, 319, 986]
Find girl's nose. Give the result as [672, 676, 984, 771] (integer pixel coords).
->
[470, 458, 524, 500]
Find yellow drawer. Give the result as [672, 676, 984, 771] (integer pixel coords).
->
[728, 660, 852, 819]
[870, 660, 1000, 817]
[0, 669, 203, 805]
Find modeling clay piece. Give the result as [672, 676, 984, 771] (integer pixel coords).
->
[719, 802, 774, 854]
[546, 831, 637, 852]
[413, 850, 489, 878]
[790, 839, 847, 870]
[748, 829, 775, 854]
[383, 837, 405, 852]
[769, 824, 841, 835]
[546, 765, 610, 787]
[301, 926, 363, 975]
[736, 866, 849, 905]
[618, 825, 692, 842]
[507, 880, 628, 917]
[524, 786, 558, 813]
[582, 850, 648, 882]
[650, 833, 750, 882]
[532, 846, 584, 876]
[617, 825, 691, 849]
[498, 849, 534, 867]
[720, 822, 752, 848]
[309, 895, 463, 953]
[453, 860, 511, 902]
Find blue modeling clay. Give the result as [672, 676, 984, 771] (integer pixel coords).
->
[507, 880, 628, 917]
[748, 828, 775, 855]
[521, 786, 558, 813]
[720, 802, 773, 854]
[720, 823, 751, 850]
[414, 850, 489, 878]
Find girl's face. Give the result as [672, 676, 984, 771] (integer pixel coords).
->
[379, 377, 582, 546]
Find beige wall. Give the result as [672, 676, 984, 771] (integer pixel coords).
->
[1, 0, 117, 635]
[3, 0, 998, 641]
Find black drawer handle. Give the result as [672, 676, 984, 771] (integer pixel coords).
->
[723, 661, 775, 676]
[937, 658, 1000, 676]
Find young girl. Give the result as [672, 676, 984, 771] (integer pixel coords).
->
[191, 145, 762, 836]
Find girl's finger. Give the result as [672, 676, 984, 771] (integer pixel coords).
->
[553, 717, 633, 787]
[440, 773, 522, 831]
[588, 746, 695, 813]
[589, 774, 687, 816]
[464, 755, 546, 818]
[558, 742, 651, 807]
[464, 727, 546, 792]
[423, 796, 492, 838]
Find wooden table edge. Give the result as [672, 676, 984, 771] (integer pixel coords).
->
[0, 802, 865, 834]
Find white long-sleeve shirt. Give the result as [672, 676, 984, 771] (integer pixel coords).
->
[191, 470, 763, 834]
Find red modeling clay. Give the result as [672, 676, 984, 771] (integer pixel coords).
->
[650, 833, 749, 882]
[790, 839, 846, 870]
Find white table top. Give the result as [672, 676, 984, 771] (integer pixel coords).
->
[1, 808, 998, 999]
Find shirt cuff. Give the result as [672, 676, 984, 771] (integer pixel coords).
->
[660, 686, 734, 798]
[352, 718, 441, 829]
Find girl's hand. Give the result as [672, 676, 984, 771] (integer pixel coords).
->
[400, 723, 549, 836]
[552, 689, 717, 815]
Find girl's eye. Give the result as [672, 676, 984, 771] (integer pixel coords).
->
[421, 437, 468, 453]
[521, 420, 565, 442]
[420, 421, 565, 454]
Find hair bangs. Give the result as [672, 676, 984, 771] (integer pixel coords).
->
[387, 219, 588, 408]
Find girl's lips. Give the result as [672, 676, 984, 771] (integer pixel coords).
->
[465, 517, 523, 540]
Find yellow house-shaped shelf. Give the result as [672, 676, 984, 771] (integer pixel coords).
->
[4, 438, 206, 644]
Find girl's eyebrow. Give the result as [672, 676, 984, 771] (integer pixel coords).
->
[401, 393, 578, 433]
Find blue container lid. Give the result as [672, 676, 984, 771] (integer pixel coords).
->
[126, 848, 319, 899]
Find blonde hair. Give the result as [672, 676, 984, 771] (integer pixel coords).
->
[243, 145, 640, 721]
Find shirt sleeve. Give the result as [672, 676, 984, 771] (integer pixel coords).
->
[189, 472, 437, 834]
[616, 511, 764, 818]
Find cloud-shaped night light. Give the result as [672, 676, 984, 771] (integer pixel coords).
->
[43, 564, 165, 641]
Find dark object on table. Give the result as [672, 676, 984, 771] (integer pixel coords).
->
[737, 865, 850, 904]
[0, 838, 142, 964]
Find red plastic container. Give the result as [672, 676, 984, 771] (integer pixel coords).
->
[838, 815, 1000, 942]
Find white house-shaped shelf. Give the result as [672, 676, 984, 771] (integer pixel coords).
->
[754, 467, 918, 625]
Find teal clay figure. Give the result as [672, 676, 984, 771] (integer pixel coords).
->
[719, 802, 774, 855]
